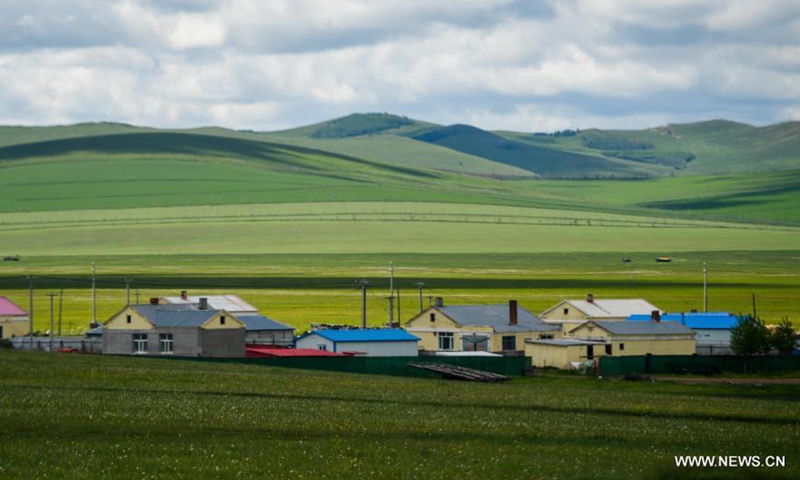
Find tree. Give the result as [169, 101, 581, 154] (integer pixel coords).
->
[770, 318, 797, 356]
[730, 315, 771, 356]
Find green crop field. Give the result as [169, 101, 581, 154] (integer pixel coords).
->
[0, 351, 797, 480]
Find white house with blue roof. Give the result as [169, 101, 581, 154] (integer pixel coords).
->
[627, 312, 739, 355]
[295, 329, 420, 357]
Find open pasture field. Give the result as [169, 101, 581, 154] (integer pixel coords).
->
[1, 250, 797, 333]
[0, 350, 798, 479]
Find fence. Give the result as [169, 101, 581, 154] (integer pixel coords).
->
[165, 355, 531, 378]
[10, 336, 101, 354]
[599, 355, 800, 376]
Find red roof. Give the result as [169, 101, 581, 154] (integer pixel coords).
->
[0, 297, 27, 316]
[246, 347, 348, 358]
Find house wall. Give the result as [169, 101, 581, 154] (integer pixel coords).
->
[540, 302, 590, 321]
[103, 328, 202, 356]
[333, 341, 419, 357]
[694, 329, 731, 346]
[104, 307, 153, 330]
[200, 311, 246, 330]
[568, 324, 696, 356]
[0, 316, 28, 339]
[489, 331, 561, 353]
[199, 329, 246, 357]
[295, 334, 335, 352]
[245, 330, 294, 346]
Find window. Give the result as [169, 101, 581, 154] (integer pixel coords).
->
[605, 344, 612, 355]
[587, 345, 594, 360]
[318, 344, 327, 351]
[159, 334, 173, 354]
[539, 333, 554, 340]
[429, 313, 436, 322]
[619, 343, 625, 351]
[502, 336, 516, 351]
[438, 332, 454, 350]
[132, 334, 148, 354]
[126, 315, 132, 324]
[220, 315, 226, 325]
[563, 308, 569, 315]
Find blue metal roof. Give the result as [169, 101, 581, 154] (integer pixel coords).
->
[300, 329, 420, 343]
[237, 314, 294, 332]
[627, 312, 739, 330]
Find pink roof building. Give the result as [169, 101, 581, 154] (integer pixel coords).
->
[0, 297, 27, 317]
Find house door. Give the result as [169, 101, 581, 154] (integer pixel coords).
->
[586, 345, 594, 360]
[0, 325, 4, 339]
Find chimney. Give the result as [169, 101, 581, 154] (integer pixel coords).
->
[180, 290, 188, 300]
[587, 293, 594, 303]
[509, 300, 518, 326]
[434, 297, 444, 308]
[149, 298, 159, 305]
[651, 310, 661, 322]
[199, 297, 209, 310]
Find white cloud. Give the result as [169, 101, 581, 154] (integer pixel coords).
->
[0, 0, 798, 129]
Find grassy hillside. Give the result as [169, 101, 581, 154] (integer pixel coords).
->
[410, 124, 661, 179]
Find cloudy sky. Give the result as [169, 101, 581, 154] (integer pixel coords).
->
[1, 0, 799, 131]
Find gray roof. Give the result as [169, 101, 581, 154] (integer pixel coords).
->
[132, 304, 219, 327]
[238, 314, 294, 332]
[526, 339, 606, 346]
[439, 305, 559, 333]
[592, 321, 695, 336]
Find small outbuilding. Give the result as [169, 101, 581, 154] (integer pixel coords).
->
[295, 329, 420, 357]
[525, 339, 607, 369]
[566, 320, 696, 356]
[0, 297, 28, 339]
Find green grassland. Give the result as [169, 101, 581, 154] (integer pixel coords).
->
[1, 351, 798, 479]
[0, 118, 798, 336]
[2, 250, 798, 334]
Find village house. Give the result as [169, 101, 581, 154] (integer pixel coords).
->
[161, 291, 294, 346]
[405, 299, 561, 354]
[294, 329, 420, 356]
[102, 299, 246, 357]
[627, 311, 739, 355]
[525, 319, 696, 369]
[0, 297, 28, 339]
[540, 294, 662, 333]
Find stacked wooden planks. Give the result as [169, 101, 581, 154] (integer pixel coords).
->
[407, 362, 510, 382]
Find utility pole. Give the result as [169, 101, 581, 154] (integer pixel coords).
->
[27, 275, 35, 348]
[58, 289, 63, 336]
[703, 262, 708, 313]
[91, 261, 97, 324]
[413, 282, 425, 314]
[357, 279, 369, 329]
[396, 288, 401, 326]
[752, 293, 757, 318]
[47, 292, 57, 352]
[387, 262, 394, 327]
[125, 278, 133, 306]
[135, 289, 141, 305]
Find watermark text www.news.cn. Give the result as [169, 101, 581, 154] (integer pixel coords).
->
[675, 456, 786, 468]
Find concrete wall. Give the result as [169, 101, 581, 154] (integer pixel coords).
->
[694, 329, 731, 347]
[200, 329, 246, 358]
[103, 327, 245, 357]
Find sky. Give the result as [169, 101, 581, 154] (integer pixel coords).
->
[1, 0, 799, 132]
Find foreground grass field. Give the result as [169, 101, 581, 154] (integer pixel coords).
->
[0, 351, 797, 479]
